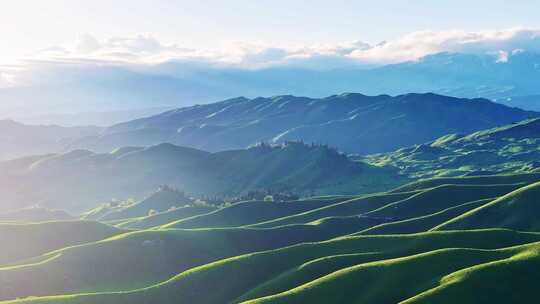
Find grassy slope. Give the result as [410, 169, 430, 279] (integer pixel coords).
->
[0, 221, 123, 265]
[434, 181, 540, 231]
[357, 198, 492, 235]
[403, 243, 540, 304]
[247, 191, 419, 229]
[96, 189, 193, 221]
[363, 184, 520, 220]
[5, 229, 540, 304]
[249, 183, 518, 229]
[392, 173, 540, 193]
[161, 197, 352, 229]
[0, 216, 377, 301]
[117, 206, 217, 229]
[367, 119, 540, 180]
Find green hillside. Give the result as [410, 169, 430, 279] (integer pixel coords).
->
[246, 191, 419, 228]
[4, 230, 540, 304]
[357, 199, 492, 235]
[434, 181, 540, 231]
[403, 243, 540, 304]
[367, 119, 540, 179]
[85, 186, 194, 222]
[247, 183, 519, 230]
[391, 172, 540, 193]
[244, 241, 540, 304]
[117, 205, 217, 229]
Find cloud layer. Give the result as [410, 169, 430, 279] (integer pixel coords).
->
[2, 27, 540, 87]
[351, 28, 540, 63]
[39, 28, 540, 64]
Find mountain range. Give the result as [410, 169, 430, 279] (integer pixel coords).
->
[0, 120, 102, 160]
[73, 92, 538, 155]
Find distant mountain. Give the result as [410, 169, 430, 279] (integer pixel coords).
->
[18, 107, 174, 127]
[74, 93, 539, 155]
[366, 118, 540, 179]
[3, 51, 540, 124]
[0, 120, 102, 160]
[0, 142, 403, 213]
[358, 52, 540, 101]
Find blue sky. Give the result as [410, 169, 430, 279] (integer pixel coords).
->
[1, 0, 539, 62]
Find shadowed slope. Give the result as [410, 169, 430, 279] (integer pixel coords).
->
[0, 221, 123, 265]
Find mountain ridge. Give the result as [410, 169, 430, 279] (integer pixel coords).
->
[72, 92, 539, 155]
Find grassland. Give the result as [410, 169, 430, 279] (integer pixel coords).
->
[2, 170, 540, 303]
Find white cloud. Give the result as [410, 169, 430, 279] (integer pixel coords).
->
[350, 28, 540, 63]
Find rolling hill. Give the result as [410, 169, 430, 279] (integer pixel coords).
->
[73, 92, 539, 155]
[2, 172, 540, 303]
[0, 142, 403, 213]
[3, 230, 539, 304]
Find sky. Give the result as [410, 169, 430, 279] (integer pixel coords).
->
[1, 0, 540, 119]
[1, 0, 540, 64]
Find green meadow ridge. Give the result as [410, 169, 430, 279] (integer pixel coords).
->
[2, 171, 540, 303]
